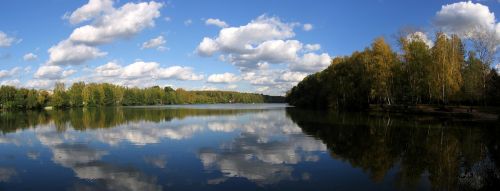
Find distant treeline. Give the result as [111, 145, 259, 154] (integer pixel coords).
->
[0, 82, 284, 110]
[286, 32, 500, 110]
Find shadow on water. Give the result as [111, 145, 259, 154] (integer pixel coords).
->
[285, 108, 500, 190]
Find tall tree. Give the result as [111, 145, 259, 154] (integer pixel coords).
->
[69, 82, 85, 107]
[51, 82, 69, 108]
[399, 33, 432, 104]
[368, 37, 397, 104]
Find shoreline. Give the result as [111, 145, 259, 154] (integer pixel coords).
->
[369, 104, 500, 121]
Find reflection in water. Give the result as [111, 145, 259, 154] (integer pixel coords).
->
[0, 105, 499, 190]
[197, 112, 327, 185]
[286, 108, 500, 190]
[144, 155, 167, 169]
[0, 167, 17, 182]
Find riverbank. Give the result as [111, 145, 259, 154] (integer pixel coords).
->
[369, 104, 500, 121]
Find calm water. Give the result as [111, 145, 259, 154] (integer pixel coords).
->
[0, 104, 499, 190]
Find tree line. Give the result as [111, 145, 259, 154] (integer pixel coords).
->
[0, 82, 284, 110]
[286, 32, 500, 110]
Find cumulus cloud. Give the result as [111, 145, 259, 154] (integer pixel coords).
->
[406, 31, 434, 47]
[434, 1, 499, 40]
[141, 35, 166, 50]
[34, 65, 76, 79]
[0, 31, 15, 47]
[303, 23, 313, 31]
[205, 18, 228, 28]
[47, 40, 107, 65]
[67, 0, 114, 24]
[290, 53, 331, 72]
[0, 79, 21, 86]
[91, 61, 204, 86]
[156, 65, 204, 81]
[95, 61, 122, 77]
[304, 44, 321, 52]
[46, 0, 163, 66]
[25, 79, 54, 89]
[207, 72, 240, 83]
[23, 52, 38, 61]
[196, 15, 330, 73]
[197, 37, 219, 56]
[69, 1, 163, 45]
[0, 67, 21, 79]
[279, 71, 308, 82]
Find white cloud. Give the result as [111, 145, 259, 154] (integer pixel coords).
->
[46, 1, 163, 66]
[196, 16, 332, 95]
[303, 23, 313, 31]
[0, 67, 21, 79]
[34, 65, 76, 79]
[201, 85, 218, 91]
[279, 71, 308, 82]
[196, 15, 330, 73]
[47, 40, 107, 65]
[304, 44, 321, 52]
[156, 66, 204, 81]
[197, 37, 219, 56]
[205, 18, 228, 28]
[62, 69, 77, 78]
[95, 61, 122, 77]
[227, 84, 238, 89]
[120, 61, 159, 79]
[92, 61, 204, 84]
[0, 31, 15, 47]
[291, 53, 331, 72]
[406, 31, 434, 47]
[69, 1, 163, 45]
[207, 72, 240, 83]
[434, 1, 499, 39]
[141, 35, 166, 50]
[23, 52, 38, 61]
[34, 66, 63, 79]
[184, 19, 193, 26]
[67, 0, 114, 24]
[0, 79, 21, 86]
[164, 16, 172, 22]
[25, 79, 54, 89]
[256, 86, 269, 92]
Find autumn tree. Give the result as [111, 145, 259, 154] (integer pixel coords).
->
[368, 37, 397, 104]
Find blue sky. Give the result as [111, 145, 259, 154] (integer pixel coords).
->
[0, 0, 499, 95]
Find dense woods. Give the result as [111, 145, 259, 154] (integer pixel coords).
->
[286, 32, 500, 110]
[0, 82, 283, 110]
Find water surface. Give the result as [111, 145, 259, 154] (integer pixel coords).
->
[0, 104, 499, 190]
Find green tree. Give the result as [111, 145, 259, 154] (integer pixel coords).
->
[69, 82, 85, 107]
[51, 82, 69, 108]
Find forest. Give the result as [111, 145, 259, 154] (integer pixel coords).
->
[0, 82, 284, 110]
[286, 32, 500, 110]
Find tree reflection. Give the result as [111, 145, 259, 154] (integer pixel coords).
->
[0, 107, 262, 133]
[285, 108, 500, 190]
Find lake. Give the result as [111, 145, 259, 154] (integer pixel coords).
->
[0, 104, 499, 190]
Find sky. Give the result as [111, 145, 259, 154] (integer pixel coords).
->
[0, 0, 499, 95]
